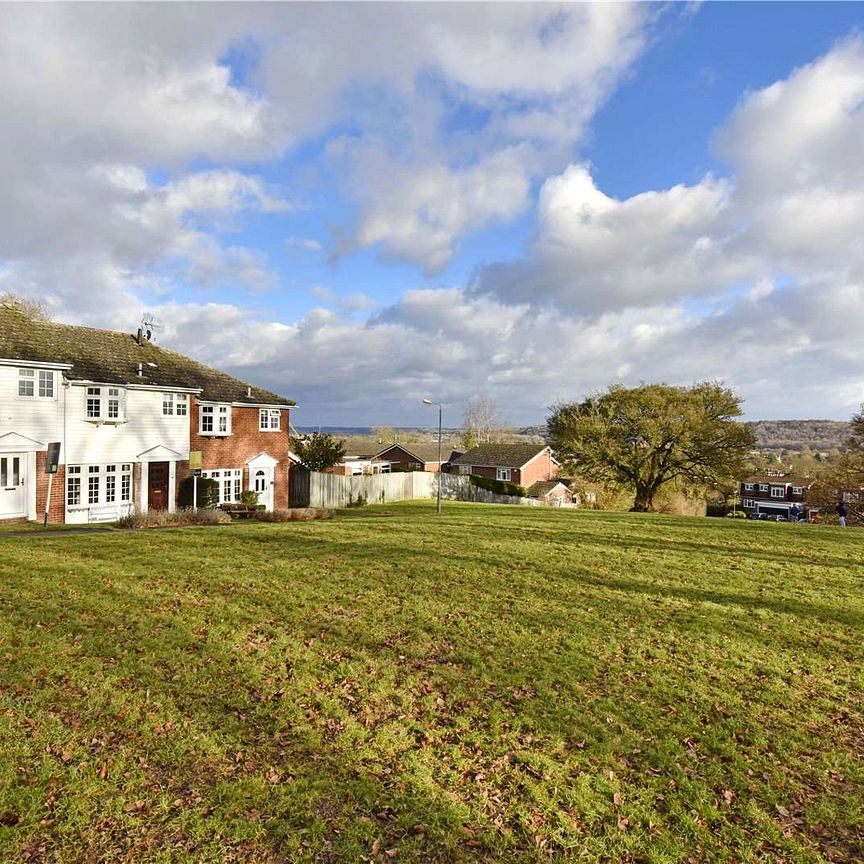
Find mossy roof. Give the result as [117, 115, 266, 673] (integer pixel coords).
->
[451, 443, 549, 468]
[0, 303, 294, 406]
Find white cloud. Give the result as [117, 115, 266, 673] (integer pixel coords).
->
[347, 147, 532, 273]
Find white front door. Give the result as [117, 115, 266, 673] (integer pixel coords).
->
[251, 467, 274, 510]
[0, 453, 26, 518]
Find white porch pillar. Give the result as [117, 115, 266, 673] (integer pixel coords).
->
[139, 462, 149, 513]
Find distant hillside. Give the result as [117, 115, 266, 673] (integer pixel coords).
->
[520, 420, 851, 452]
[745, 420, 850, 452]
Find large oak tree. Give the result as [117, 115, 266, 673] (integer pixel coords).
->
[547, 382, 755, 512]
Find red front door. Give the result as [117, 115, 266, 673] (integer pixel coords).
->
[148, 461, 169, 511]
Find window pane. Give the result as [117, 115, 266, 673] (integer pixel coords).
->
[38, 370, 54, 397]
[87, 387, 101, 418]
[88, 475, 100, 504]
[106, 474, 116, 502]
[0, 458, 6, 487]
[177, 394, 187, 416]
[67, 476, 81, 506]
[163, 393, 173, 415]
[18, 369, 34, 397]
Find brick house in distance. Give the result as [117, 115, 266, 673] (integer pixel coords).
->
[739, 472, 815, 519]
[371, 442, 450, 473]
[0, 301, 294, 524]
[450, 444, 559, 488]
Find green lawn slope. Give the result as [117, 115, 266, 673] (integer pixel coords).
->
[0, 503, 861, 862]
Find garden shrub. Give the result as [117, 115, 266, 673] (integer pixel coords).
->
[469, 475, 528, 498]
[177, 476, 219, 509]
[116, 508, 232, 529]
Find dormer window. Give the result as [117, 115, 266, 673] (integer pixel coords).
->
[259, 408, 281, 431]
[200, 404, 231, 436]
[18, 368, 55, 398]
[85, 386, 125, 422]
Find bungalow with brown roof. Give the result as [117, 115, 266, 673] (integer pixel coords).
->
[450, 444, 559, 488]
[371, 442, 451, 473]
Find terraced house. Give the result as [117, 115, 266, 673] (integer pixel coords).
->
[0, 302, 295, 524]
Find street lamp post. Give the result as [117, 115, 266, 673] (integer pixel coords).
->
[423, 399, 443, 514]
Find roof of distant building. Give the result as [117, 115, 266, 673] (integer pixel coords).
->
[452, 443, 551, 469]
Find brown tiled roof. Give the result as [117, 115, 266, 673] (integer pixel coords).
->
[373, 442, 448, 463]
[527, 480, 567, 498]
[452, 443, 549, 469]
[0, 303, 294, 406]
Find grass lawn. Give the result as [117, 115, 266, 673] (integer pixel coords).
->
[0, 502, 861, 863]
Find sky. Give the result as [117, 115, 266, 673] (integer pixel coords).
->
[2, 2, 864, 426]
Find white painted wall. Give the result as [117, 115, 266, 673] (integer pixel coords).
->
[0, 364, 65, 446]
[64, 384, 190, 464]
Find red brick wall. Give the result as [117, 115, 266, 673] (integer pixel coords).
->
[461, 450, 558, 488]
[517, 450, 558, 488]
[180, 398, 291, 509]
[35, 453, 65, 524]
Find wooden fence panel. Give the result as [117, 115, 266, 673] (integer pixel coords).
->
[302, 471, 562, 509]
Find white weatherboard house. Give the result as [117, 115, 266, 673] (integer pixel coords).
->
[0, 301, 295, 525]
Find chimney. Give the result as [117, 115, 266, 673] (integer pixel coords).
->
[246, 386, 252, 397]
[136, 363, 143, 378]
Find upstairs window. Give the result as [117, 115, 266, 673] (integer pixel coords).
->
[85, 386, 125, 421]
[759, 484, 769, 493]
[743, 482, 754, 491]
[162, 393, 188, 416]
[18, 368, 55, 398]
[792, 486, 803, 495]
[496, 468, 512, 481]
[770, 486, 785, 498]
[199, 404, 230, 436]
[259, 408, 281, 431]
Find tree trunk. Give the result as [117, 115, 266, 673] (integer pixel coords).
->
[631, 485, 654, 512]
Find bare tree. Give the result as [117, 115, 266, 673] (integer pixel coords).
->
[0, 293, 51, 321]
[462, 395, 511, 450]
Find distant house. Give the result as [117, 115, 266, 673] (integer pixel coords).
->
[527, 480, 573, 506]
[371, 442, 450, 473]
[739, 473, 816, 519]
[451, 444, 559, 488]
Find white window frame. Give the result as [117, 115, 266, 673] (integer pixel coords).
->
[199, 404, 231, 436]
[162, 392, 189, 417]
[259, 408, 281, 431]
[770, 486, 785, 499]
[201, 468, 242, 504]
[18, 368, 55, 399]
[85, 386, 125, 422]
[742, 498, 756, 508]
[759, 484, 769, 493]
[792, 486, 803, 496]
[67, 463, 133, 509]
[743, 483, 754, 491]
[496, 468, 512, 482]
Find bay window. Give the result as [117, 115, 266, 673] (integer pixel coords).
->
[66, 464, 132, 509]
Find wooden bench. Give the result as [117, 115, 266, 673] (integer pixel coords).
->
[219, 503, 256, 518]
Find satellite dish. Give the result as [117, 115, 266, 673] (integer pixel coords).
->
[139, 315, 160, 342]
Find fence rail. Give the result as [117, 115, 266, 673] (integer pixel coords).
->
[290, 469, 570, 509]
